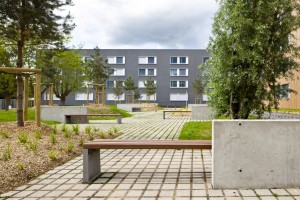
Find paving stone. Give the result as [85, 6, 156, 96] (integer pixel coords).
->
[277, 197, 294, 200]
[224, 190, 240, 197]
[28, 190, 49, 197]
[260, 197, 277, 200]
[77, 190, 97, 197]
[61, 190, 81, 197]
[243, 197, 260, 200]
[208, 189, 223, 197]
[159, 190, 174, 197]
[94, 190, 111, 197]
[255, 189, 273, 196]
[271, 189, 290, 196]
[44, 190, 65, 197]
[192, 190, 207, 197]
[126, 190, 144, 197]
[239, 190, 257, 197]
[287, 189, 300, 196]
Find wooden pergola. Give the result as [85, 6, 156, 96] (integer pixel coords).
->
[0, 67, 42, 127]
[87, 83, 106, 105]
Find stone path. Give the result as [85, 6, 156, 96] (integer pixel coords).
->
[1, 111, 300, 200]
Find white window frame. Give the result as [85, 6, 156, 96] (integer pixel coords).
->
[170, 93, 189, 101]
[111, 68, 125, 76]
[170, 68, 188, 76]
[107, 93, 125, 101]
[140, 93, 156, 101]
[170, 56, 189, 64]
[43, 94, 60, 101]
[138, 56, 157, 64]
[138, 68, 157, 76]
[75, 93, 94, 101]
[170, 80, 188, 88]
[138, 80, 157, 88]
[107, 56, 125, 64]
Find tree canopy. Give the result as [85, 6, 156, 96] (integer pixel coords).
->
[144, 78, 157, 102]
[0, 0, 75, 126]
[85, 47, 111, 84]
[113, 80, 124, 103]
[37, 49, 85, 105]
[192, 73, 204, 103]
[206, 0, 300, 119]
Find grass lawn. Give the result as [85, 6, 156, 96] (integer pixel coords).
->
[88, 105, 133, 120]
[179, 121, 212, 140]
[272, 108, 300, 114]
[0, 108, 35, 122]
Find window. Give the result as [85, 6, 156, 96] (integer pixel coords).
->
[138, 80, 157, 88]
[107, 93, 125, 101]
[43, 94, 60, 101]
[170, 93, 188, 101]
[140, 93, 156, 101]
[107, 81, 115, 88]
[138, 56, 157, 64]
[277, 84, 290, 99]
[107, 56, 125, 64]
[170, 81, 177, 88]
[75, 93, 93, 101]
[139, 69, 146, 76]
[170, 69, 188, 76]
[203, 57, 210, 64]
[111, 68, 125, 76]
[170, 56, 188, 64]
[138, 68, 157, 76]
[170, 80, 188, 88]
[148, 69, 155, 76]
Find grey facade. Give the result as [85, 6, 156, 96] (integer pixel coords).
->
[42, 49, 210, 107]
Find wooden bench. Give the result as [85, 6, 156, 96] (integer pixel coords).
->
[83, 139, 212, 183]
[163, 110, 191, 119]
[65, 114, 122, 124]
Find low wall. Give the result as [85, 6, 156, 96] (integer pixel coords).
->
[117, 104, 141, 112]
[41, 106, 88, 123]
[189, 104, 214, 120]
[213, 120, 300, 189]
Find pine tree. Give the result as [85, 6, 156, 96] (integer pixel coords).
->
[0, 0, 75, 126]
[144, 78, 157, 102]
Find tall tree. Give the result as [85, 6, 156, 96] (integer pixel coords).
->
[37, 49, 85, 105]
[206, 0, 300, 119]
[124, 76, 137, 103]
[192, 73, 204, 104]
[144, 78, 157, 102]
[113, 80, 124, 103]
[0, 44, 17, 110]
[85, 46, 111, 84]
[0, 0, 75, 126]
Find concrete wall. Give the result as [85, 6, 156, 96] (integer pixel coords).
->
[213, 120, 300, 189]
[41, 106, 88, 123]
[117, 104, 141, 112]
[189, 104, 214, 120]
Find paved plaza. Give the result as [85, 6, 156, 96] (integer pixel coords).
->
[1, 111, 300, 200]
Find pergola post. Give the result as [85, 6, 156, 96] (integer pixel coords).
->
[102, 85, 105, 106]
[87, 84, 90, 105]
[95, 85, 99, 104]
[23, 75, 29, 121]
[49, 83, 54, 106]
[35, 73, 41, 127]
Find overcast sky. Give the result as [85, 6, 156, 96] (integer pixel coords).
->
[67, 0, 219, 49]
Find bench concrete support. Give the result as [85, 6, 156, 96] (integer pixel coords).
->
[213, 120, 300, 189]
[117, 116, 122, 124]
[83, 149, 101, 183]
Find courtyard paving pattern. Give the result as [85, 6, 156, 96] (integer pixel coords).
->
[1, 110, 300, 200]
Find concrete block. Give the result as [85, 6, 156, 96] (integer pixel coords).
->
[41, 106, 88, 123]
[189, 104, 214, 120]
[83, 149, 101, 183]
[212, 120, 300, 189]
[117, 104, 141, 112]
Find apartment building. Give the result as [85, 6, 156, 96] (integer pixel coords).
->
[42, 49, 209, 107]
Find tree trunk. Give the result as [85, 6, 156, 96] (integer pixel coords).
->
[4, 95, 11, 111]
[61, 96, 66, 106]
[17, 40, 24, 126]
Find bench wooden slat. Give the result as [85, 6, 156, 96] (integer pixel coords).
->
[83, 140, 212, 150]
[65, 114, 121, 116]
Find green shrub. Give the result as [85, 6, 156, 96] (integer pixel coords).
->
[50, 133, 57, 144]
[85, 125, 92, 134]
[72, 124, 79, 135]
[2, 143, 11, 161]
[98, 132, 106, 139]
[79, 137, 84, 146]
[48, 150, 57, 161]
[53, 124, 58, 134]
[93, 126, 99, 134]
[64, 129, 72, 138]
[61, 124, 69, 133]
[28, 140, 38, 152]
[113, 127, 119, 134]
[108, 129, 114, 136]
[18, 132, 29, 144]
[66, 141, 74, 153]
[34, 130, 42, 139]
[0, 130, 9, 138]
[18, 162, 24, 170]
[88, 132, 94, 141]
